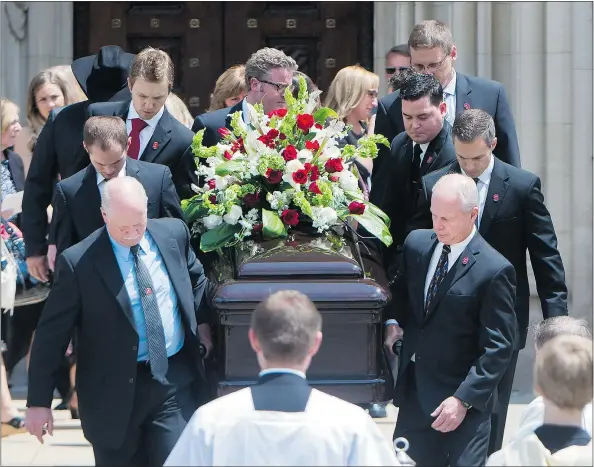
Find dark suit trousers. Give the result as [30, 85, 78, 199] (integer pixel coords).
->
[488, 349, 520, 454]
[393, 363, 491, 467]
[92, 347, 199, 466]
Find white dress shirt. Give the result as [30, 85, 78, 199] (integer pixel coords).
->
[443, 70, 457, 125]
[423, 225, 477, 301]
[461, 155, 495, 227]
[126, 104, 165, 159]
[96, 159, 127, 195]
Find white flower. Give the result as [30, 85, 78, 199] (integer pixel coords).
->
[285, 159, 304, 173]
[338, 170, 359, 192]
[223, 205, 243, 225]
[298, 149, 314, 162]
[190, 183, 200, 194]
[319, 207, 338, 225]
[214, 176, 228, 190]
[203, 214, 223, 230]
[305, 90, 323, 114]
[319, 145, 340, 163]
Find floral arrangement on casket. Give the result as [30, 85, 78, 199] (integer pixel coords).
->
[182, 77, 393, 253]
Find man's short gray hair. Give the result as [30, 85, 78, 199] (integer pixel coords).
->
[101, 176, 148, 214]
[251, 290, 322, 364]
[244, 47, 298, 88]
[432, 173, 478, 212]
[452, 109, 496, 147]
[533, 316, 592, 350]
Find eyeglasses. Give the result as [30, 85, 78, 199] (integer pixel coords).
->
[411, 55, 450, 73]
[258, 79, 294, 94]
[385, 66, 410, 75]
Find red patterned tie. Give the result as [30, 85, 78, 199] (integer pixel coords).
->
[128, 118, 148, 160]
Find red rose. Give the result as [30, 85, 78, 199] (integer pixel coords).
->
[309, 182, 322, 195]
[209, 195, 217, 204]
[281, 209, 300, 226]
[207, 179, 216, 189]
[348, 201, 366, 215]
[268, 108, 288, 118]
[224, 150, 233, 160]
[258, 135, 275, 148]
[217, 127, 231, 138]
[279, 133, 286, 140]
[305, 140, 320, 151]
[296, 114, 315, 132]
[265, 169, 283, 184]
[267, 129, 279, 139]
[315, 123, 323, 130]
[303, 163, 312, 172]
[324, 158, 344, 173]
[282, 145, 298, 161]
[310, 165, 319, 181]
[330, 174, 340, 182]
[252, 223, 263, 234]
[243, 192, 260, 208]
[292, 169, 308, 185]
[231, 137, 245, 153]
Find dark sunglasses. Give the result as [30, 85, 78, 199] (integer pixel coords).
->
[385, 66, 410, 74]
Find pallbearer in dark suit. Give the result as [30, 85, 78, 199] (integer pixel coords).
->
[374, 19, 520, 185]
[87, 47, 197, 200]
[26, 177, 213, 466]
[192, 48, 298, 147]
[384, 174, 517, 466]
[165, 291, 399, 466]
[372, 73, 456, 280]
[52, 116, 183, 257]
[408, 109, 569, 454]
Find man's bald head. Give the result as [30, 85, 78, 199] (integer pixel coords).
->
[431, 173, 478, 245]
[100, 176, 148, 247]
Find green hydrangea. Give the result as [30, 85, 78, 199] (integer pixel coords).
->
[192, 130, 219, 159]
[256, 154, 286, 175]
[357, 134, 390, 159]
[202, 192, 225, 216]
[229, 112, 247, 140]
[293, 190, 313, 217]
[309, 180, 333, 207]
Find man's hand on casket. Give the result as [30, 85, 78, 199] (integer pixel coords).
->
[383, 324, 403, 357]
[197, 323, 213, 358]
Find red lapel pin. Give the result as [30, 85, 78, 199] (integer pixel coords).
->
[462, 257, 469, 265]
[153, 142, 159, 150]
[464, 103, 471, 110]
[426, 156, 433, 164]
[146, 288, 152, 295]
[493, 193, 499, 202]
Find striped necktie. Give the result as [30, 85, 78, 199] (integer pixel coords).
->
[425, 245, 451, 314]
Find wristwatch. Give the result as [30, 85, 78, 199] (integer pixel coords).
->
[455, 397, 472, 410]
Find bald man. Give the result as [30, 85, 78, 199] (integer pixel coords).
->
[384, 174, 517, 466]
[26, 177, 213, 466]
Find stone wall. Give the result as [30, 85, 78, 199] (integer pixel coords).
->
[374, 1, 593, 324]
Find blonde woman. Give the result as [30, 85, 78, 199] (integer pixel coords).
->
[166, 92, 194, 129]
[208, 64, 248, 111]
[324, 65, 379, 200]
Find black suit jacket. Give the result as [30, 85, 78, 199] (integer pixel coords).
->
[87, 101, 198, 199]
[2, 148, 25, 226]
[408, 159, 568, 348]
[373, 123, 456, 279]
[51, 157, 183, 257]
[373, 72, 521, 187]
[390, 229, 517, 415]
[191, 101, 244, 147]
[27, 218, 210, 449]
[22, 103, 93, 257]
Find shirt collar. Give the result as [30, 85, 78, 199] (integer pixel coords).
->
[241, 98, 250, 123]
[443, 69, 457, 96]
[442, 225, 476, 259]
[461, 154, 495, 185]
[259, 368, 307, 380]
[107, 230, 150, 263]
[127, 103, 164, 128]
[96, 159, 127, 186]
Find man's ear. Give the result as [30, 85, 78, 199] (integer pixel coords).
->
[248, 328, 261, 354]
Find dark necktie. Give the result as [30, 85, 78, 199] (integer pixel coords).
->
[411, 143, 423, 184]
[130, 244, 168, 383]
[128, 118, 149, 160]
[473, 178, 480, 226]
[473, 177, 479, 185]
[425, 244, 451, 314]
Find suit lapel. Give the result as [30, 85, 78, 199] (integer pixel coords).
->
[141, 109, 172, 163]
[112, 100, 131, 119]
[479, 160, 509, 235]
[455, 73, 472, 115]
[92, 229, 137, 331]
[425, 234, 482, 322]
[420, 121, 452, 176]
[74, 166, 103, 236]
[416, 234, 439, 323]
[124, 157, 141, 179]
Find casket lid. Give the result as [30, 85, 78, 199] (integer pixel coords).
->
[235, 234, 363, 279]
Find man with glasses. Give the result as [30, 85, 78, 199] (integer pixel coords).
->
[51, 116, 184, 258]
[374, 20, 521, 189]
[384, 44, 411, 94]
[193, 48, 298, 147]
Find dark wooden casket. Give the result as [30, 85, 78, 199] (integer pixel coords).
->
[208, 231, 394, 404]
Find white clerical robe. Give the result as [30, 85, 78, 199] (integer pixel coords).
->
[165, 387, 401, 466]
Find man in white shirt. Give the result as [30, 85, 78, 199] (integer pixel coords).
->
[165, 290, 401, 466]
[384, 173, 517, 466]
[408, 109, 568, 453]
[507, 316, 592, 445]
